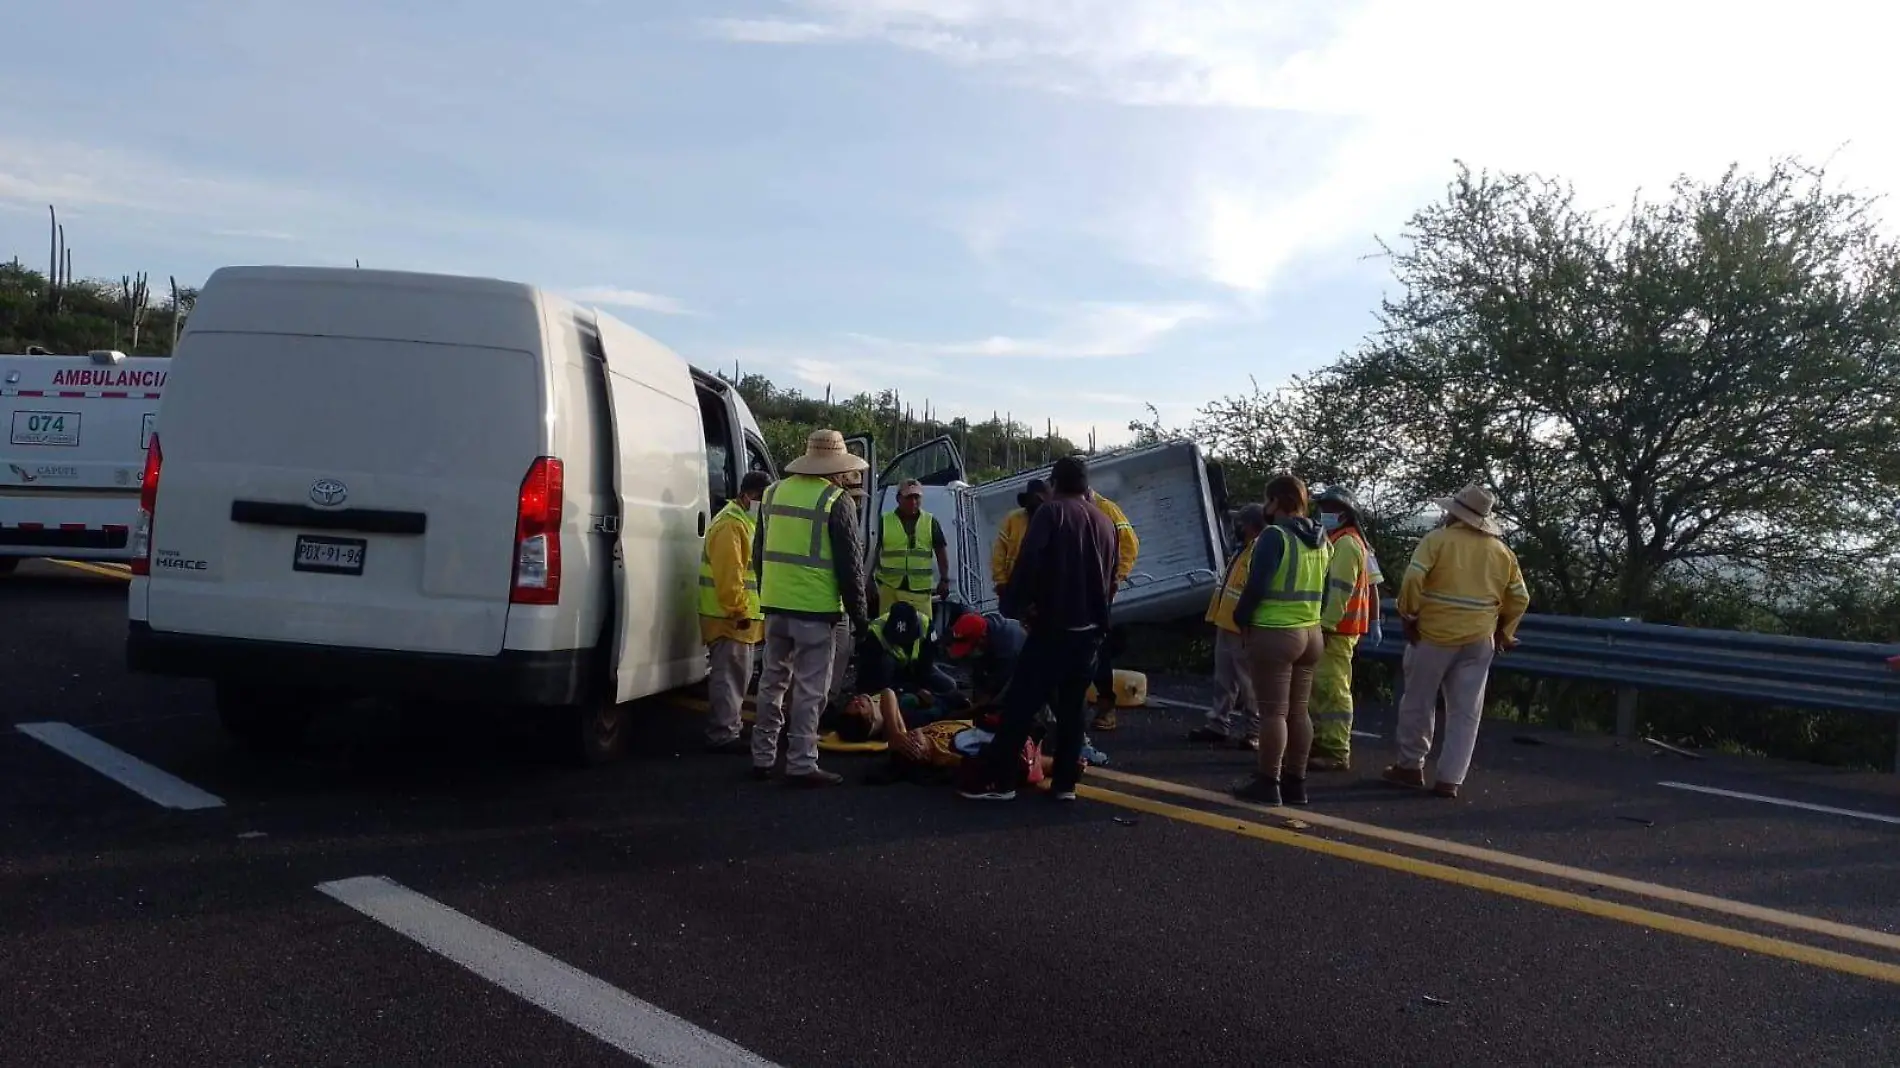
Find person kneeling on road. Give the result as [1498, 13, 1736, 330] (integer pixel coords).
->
[856, 601, 959, 702]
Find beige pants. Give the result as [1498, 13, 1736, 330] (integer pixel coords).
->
[752, 615, 837, 775]
[1203, 628, 1259, 740]
[706, 637, 756, 745]
[826, 618, 852, 704]
[1395, 637, 1497, 786]
[1242, 625, 1325, 780]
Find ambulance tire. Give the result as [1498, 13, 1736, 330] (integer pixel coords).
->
[564, 693, 628, 768]
[0, 557, 17, 575]
[215, 683, 315, 751]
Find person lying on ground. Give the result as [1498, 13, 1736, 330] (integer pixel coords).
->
[834, 689, 1054, 788]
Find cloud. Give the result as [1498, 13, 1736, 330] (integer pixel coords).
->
[847, 300, 1219, 359]
[565, 286, 698, 316]
[719, 0, 1900, 299]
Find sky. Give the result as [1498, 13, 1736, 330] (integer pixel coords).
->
[4, 0, 1897, 448]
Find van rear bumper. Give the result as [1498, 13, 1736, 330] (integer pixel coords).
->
[125, 622, 591, 705]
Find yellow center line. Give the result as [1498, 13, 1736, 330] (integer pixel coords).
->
[1090, 767, 1900, 957]
[47, 559, 133, 581]
[1076, 782, 1900, 986]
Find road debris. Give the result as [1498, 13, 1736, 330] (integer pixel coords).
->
[1643, 737, 1705, 760]
[1111, 816, 1138, 827]
[1616, 815, 1656, 827]
[1421, 995, 1452, 1006]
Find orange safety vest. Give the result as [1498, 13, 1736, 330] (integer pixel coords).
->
[1327, 526, 1374, 637]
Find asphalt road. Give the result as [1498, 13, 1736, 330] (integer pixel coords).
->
[4, 558, 1899, 1067]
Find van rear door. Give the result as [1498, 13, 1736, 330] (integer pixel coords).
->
[144, 332, 542, 656]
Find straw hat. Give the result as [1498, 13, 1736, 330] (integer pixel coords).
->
[1437, 483, 1502, 535]
[783, 429, 869, 476]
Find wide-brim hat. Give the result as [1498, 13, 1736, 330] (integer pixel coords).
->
[1437, 483, 1502, 536]
[783, 429, 869, 476]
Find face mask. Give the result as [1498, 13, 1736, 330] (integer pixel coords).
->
[1317, 512, 1343, 532]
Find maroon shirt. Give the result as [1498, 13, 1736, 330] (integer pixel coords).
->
[1000, 494, 1118, 630]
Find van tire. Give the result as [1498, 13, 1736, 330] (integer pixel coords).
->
[216, 683, 315, 750]
[567, 695, 628, 767]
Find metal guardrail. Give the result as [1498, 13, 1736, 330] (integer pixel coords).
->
[1355, 600, 1900, 769]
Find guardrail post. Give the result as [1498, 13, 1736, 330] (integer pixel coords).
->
[1615, 687, 1639, 740]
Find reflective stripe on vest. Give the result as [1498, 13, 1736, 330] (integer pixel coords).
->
[1206, 541, 1255, 632]
[1247, 527, 1331, 629]
[876, 510, 936, 591]
[868, 617, 921, 666]
[758, 475, 845, 613]
[1325, 526, 1373, 636]
[698, 501, 762, 620]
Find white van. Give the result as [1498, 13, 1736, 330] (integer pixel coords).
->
[1, 349, 168, 570]
[126, 266, 777, 763]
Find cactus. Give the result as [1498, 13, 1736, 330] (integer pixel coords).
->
[120, 272, 150, 350]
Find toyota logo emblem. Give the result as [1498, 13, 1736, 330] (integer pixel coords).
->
[309, 479, 349, 508]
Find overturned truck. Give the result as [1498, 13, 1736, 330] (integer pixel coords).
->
[847, 434, 1233, 626]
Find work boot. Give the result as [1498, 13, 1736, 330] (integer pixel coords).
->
[1282, 777, 1309, 806]
[1381, 764, 1426, 789]
[1091, 702, 1119, 732]
[783, 769, 844, 788]
[1306, 754, 1350, 772]
[1232, 775, 1281, 806]
[1431, 781, 1460, 799]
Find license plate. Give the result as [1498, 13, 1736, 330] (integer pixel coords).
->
[293, 534, 366, 575]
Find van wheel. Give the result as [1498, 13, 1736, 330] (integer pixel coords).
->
[567, 695, 628, 767]
[216, 683, 316, 750]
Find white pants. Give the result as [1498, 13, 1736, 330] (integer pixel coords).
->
[705, 637, 756, 744]
[752, 615, 837, 775]
[1395, 637, 1496, 786]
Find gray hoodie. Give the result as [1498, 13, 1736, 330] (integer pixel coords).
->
[1231, 515, 1327, 626]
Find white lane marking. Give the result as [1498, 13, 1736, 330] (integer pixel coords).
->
[316, 876, 782, 1068]
[1658, 781, 1900, 826]
[16, 722, 224, 810]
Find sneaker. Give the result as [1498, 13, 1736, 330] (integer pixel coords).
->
[1080, 743, 1111, 767]
[1047, 786, 1078, 802]
[958, 782, 1019, 801]
[1187, 726, 1229, 744]
[783, 769, 843, 788]
[1431, 781, 1460, 799]
[1282, 777, 1309, 806]
[1232, 776, 1282, 806]
[1306, 755, 1350, 772]
[1091, 708, 1119, 732]
[1381, 764, 1426, 789]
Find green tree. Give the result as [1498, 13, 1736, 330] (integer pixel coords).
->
[1302, 159, 1900, 613]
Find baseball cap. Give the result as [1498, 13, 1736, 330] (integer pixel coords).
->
[947, 612, 989, 658]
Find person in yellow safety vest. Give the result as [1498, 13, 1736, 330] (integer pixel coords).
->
[1383, 484, 1529, 799]
[750, 429, 870, 788]
[700, 470, 774, 753]
[1306, 485, 1385, 772]
[1087, 488, 1138, 732]
[991, 478, 1049, 609]
[1189, 504, 1265, 750]
[1229, 474, 1332, 808]
[871, 478, 951, 622]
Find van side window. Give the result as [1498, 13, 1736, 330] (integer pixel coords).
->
[696, 386, 736, 510]
[745, 439, 773, 477]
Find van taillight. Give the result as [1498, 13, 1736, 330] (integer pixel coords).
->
[511, 456, 563, 605]
[129, 435, 163, 577]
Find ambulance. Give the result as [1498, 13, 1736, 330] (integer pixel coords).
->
[1, 348, 168, 571]
[126, 266, 777, 763]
